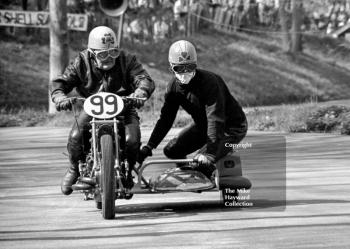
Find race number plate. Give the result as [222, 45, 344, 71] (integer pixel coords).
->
[83, 92, 124, 119]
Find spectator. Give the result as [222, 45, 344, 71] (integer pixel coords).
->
[153, 15, 170, 42]
[174, 0, 188, 33]
[129, 18, 143, 43]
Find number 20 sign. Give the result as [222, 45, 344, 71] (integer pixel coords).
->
[84, 92, 124, 119]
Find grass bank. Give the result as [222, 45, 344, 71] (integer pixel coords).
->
[2, 101, 350, 135]
[2, 29, 350, 110]
[1, 28, 350, 134]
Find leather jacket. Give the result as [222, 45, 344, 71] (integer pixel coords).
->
[50, 49, 155, 102]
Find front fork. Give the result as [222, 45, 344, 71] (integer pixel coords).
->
[112, 118, 124, 193]
[91, 118, 129, 198]
[91, 117, 119, 171]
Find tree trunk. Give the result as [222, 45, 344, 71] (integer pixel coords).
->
[279, 0, 289, 51]
[186, 0, 191, 36]
[22, 0, 29, 35]
[36, 0, 48, 40]
[49, 0, 69, 114]
[22, 0, 28, 10]
[291, 0, 303, 53]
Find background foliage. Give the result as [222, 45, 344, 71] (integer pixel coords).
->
[0, 0, 350, 135]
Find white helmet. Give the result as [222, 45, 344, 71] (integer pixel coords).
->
[88, 26, 118, 50]
[168, 40, 197, 65]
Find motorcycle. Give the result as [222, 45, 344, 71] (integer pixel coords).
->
[66, 92, 251, 220]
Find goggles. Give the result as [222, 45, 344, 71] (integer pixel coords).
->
[170, 63, 197, 74]
[89, 48, 120, 61]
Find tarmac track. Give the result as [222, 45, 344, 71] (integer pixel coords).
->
[0, 127, 349, 249]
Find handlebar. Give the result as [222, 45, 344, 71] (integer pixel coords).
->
[68, 97, 85, 103]
[122, 96, 147, 107]
[124, 96, 147, 101]
[60, 96, 147, 106]
[56, 93, 147, 115]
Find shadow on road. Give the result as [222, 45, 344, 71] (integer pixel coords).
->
[114, 198, 286, 220]
[114, 197, 350, 220]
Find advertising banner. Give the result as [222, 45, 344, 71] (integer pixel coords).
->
[0, 10, 88, 31]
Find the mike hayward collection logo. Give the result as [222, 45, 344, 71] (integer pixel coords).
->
[223, 188, 253, 207]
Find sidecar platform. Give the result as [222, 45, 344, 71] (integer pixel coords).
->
[148, 167, 215, 192]
[132, 156, 251, 194]
[132, 159, 213, 193]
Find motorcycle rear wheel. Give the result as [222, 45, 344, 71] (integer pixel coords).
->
[101, 134, 116, 219]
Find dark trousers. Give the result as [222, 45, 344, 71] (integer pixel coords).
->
[67, 109, 141, 169]
[163, 123, 247, 161]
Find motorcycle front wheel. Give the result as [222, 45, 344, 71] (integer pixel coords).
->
[100, 134, 116, 219]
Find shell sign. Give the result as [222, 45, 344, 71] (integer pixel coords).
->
[0, 10, 88, 31]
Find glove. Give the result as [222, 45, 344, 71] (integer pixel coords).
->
[194, 153, 215, 167]
[55, 95, 73, 112]
[129, 89, 147, 109]
[137, 145, 153, 164]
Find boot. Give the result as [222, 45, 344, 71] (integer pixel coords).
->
[125, 162, 135, 189]
[61, 165, 79, 195]
[125, 173, 135, 189]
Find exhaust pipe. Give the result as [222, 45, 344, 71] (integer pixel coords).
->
[79, 177, 96, 186]
[72, 177, 96, 191]
[72, 182, 93, 191]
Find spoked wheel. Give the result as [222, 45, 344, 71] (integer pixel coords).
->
[100, 134, 116, 219]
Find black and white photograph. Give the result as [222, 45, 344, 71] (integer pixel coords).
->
[0, 0, 349, 248]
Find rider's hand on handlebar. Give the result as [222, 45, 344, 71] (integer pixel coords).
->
[128, 89, 148, 109]
[137, 145, 153, 164]
[194, 153, 215, 167]
[55, 96, 75, 112]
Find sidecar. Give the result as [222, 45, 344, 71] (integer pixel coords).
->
[132, 151, 251, 195]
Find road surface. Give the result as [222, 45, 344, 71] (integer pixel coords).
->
[0, 127, 349, 249]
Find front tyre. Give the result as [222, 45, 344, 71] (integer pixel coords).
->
[100, 134, 115, 219]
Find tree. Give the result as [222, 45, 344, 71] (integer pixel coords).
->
[291, 0, 303, 53]
[278, 0, 304, 53]
[279, 0, 290, 51]
[49, 0, 69, 114]
[22, 0, 28, 10]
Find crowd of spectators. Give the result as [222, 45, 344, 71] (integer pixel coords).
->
[123, 0, 208, 43]
[69, 0, 350, 42]
[84, 0, 193, 44]
[5, 0, 350, 46]
[310, 2, 350, 35]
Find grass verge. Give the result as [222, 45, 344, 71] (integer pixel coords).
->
[2, 102, 349, 135]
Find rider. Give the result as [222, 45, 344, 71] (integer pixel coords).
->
[51, 26, 155, 195]
[138, 40, 247, 180]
